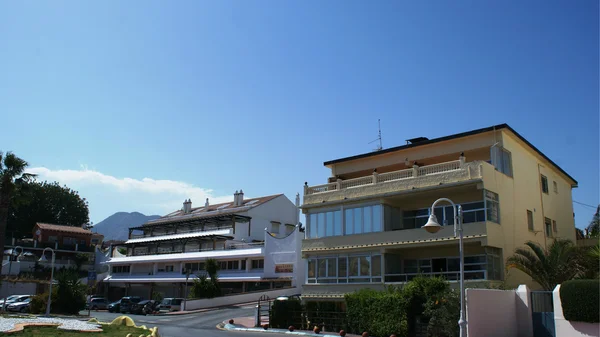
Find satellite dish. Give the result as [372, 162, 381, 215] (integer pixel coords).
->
[35, 230, 41, 236]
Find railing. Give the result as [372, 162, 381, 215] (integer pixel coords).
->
[378, 168, 413, 183]
[417, 160, 461, 176]
[305, 159, 465, 195]
[130, 224, 234, 239]
[384, 270, 486, 283]
[128, 242, 264, 257]
[340, 176, 373, 189]
[306, 183, 337, 195]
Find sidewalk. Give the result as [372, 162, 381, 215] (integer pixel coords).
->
[220, 316, 361, 337]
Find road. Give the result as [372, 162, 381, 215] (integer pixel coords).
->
[80, 305, 276, 337]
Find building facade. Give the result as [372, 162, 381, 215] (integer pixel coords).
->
[301, 124, 577, 299]
[102, 191, 303, 300]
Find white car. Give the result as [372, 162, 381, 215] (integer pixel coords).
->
[6, 297, 31, 313]
[0, 295, 31, 310]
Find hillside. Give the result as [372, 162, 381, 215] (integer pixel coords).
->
[93, 212, 160, 241]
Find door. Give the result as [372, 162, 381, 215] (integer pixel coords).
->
[531, 291, 555, 337]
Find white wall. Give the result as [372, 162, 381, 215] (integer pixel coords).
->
[466, 288, 519, 337]
[0, 282, 37, 298]
[553, 285, 600, 337]
[184, 287, 298, 311]
[247, 195, 298, 239]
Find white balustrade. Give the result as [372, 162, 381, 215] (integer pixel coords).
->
[378, 168, 414, 183]
[417, 160, 461, 176]
[305, 159, 468, 195]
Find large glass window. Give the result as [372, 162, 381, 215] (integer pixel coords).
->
[397, 255, 490, 282]
[403, 201, 486, 229]
[491, 146, 513, 177]
[308, 205, 382, 238]
[307, 253, 381, 284]
[485, 190, 500, 224]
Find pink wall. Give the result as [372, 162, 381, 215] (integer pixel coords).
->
[553, 285, 600, 337]
[466, 288, 519, 337]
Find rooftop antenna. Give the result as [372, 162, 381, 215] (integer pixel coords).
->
[369, 119, 383, 151]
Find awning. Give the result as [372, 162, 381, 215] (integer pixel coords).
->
[125, 229, 233, 244]
[104, 247, 263, 264]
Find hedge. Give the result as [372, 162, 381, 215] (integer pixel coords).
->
[345, 288, 408, 337]
[270, 299, 303, 328]
[560, 279, 600, 323]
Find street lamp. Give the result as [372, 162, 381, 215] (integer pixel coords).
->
[39, 247, 56, 317]
[421, 198, 466, 337]
[2, 246, 23, 312]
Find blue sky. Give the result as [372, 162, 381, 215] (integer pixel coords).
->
[0, 1, 598, 229]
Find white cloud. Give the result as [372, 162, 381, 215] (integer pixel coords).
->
[28, 166, 234, 222]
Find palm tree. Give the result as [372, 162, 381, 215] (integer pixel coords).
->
[506, 239, 580, 290]
[586, 205, 599, 238]
[0, 152, 35, 263]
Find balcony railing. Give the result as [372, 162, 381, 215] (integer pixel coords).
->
[128, 242, 264, 257]
[384, 270, 487, 283]
[5, 238, 94, 252]
[130, 224, 234, 239]
[305, 159, 466, 196]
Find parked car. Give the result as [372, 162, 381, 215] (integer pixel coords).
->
[107, 299, 121, 313]
[119, 296, 142, 314]
[6, 297, 31, 313]
[0, 295, 31, 310]
[159, 298, 183, 312]
[130, 300, 160, 315]
[85, 298, 109, 310]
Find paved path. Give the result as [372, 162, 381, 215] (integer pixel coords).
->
[81, 305, 287, 337]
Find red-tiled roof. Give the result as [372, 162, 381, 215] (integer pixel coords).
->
[147, 194, 283, 225]
[35, 223, 93, 235]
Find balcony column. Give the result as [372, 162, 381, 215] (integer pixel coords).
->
[245, 259, 251, 272]
[459, 153, 466, 167]
[373, 169, 378, 184]
[75, 243, 79, 251]
[153, 263, 158, 275]
[336, 179, 341, 190]
[412, 164, 419, 177]
[128, 229, 133, 240]
[34, 240, 37, 248]
[54, 242, 58, 250]
[304, 182, 308, 195]
[179, 262, 184, 274]
[12, 237, 15, 246]
[130, 264, 133, 275]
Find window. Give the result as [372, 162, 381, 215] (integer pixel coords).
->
[527, 210, 534, 231]
[113, 266, 130, 274]
[308, 205, 381, 238]
[553, 181, 558, 194]
[48, 236, 58, 243]
[552, 220, 557, 233]
[251, 259, 264, 269]
[165, 265, 174, 272]
[491, 146, 513, 177]
[541, 175, 549, 194]
[241, 260, 247, 270]
[271, 222, 280, 234]
[485, 190, 500, 224]
[307, 253, 382, 284]
[403, 201, 485, 229]
[400, 255, 489, 281]
[545, 218, 552, 237]
[218, 260, 240, 270]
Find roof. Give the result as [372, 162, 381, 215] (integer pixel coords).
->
[323, 124, 577, 186]
[125, 229, 233, 244]
[104, 247, 263, 264]
[35, 223, 93, 236]
[145, 194, 283, 226]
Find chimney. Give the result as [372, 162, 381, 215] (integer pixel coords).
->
[183, 199, 192, 213]
[238, 189, 244, 205]
[188, 199, 192, 212]
[234, 190, 239, 206]
[205, 198, 209, 208]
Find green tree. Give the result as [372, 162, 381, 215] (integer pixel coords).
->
[506, 239, 581, 290]
[0, 152, 35, 263]
[7, 180, 89, 238]
[189, 258, 221, 299]
[586, 205, 599, 238]
[54, 269, 87, 314]
[74, 253, 89, 271]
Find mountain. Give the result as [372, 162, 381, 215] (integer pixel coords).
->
[93, 212, 161, 241]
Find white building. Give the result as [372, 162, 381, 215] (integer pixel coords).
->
[102, 191, 303, 300]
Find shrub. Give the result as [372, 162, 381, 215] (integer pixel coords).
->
[423, 288, 460, 337]
[560, 279, 600, 323]
[401, 276, 451, 335]
[305, 301, 346, 332]
[30, 292, 50, 314]
[269, 299, 302, 328]
[345, 288, 408, 337]
[53, 269, 87, 314]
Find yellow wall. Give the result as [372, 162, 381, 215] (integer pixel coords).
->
[480, 130, 576, 288]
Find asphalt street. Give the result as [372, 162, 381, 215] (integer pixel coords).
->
[80, 305, 278, 337]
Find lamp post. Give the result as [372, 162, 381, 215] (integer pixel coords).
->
[421, 198, 466, 337]
[183, 269, 190, 311]
[2, 247, 23, 312]
[39, 247, 56, 317]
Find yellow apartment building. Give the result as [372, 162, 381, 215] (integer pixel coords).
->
[300, 124, 577, 299]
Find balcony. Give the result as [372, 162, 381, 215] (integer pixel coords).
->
[302, 221, 488, 253]
[129, 224, 234, 239]
[127, 242, 265, 257]
[303, 160, 483, 206]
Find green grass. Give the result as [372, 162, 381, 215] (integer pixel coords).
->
[9, 324, 147, 336]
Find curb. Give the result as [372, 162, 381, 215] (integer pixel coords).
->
[220, 321, 339, 337]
